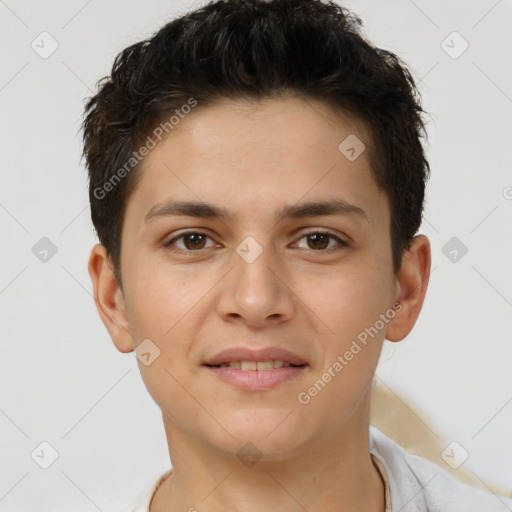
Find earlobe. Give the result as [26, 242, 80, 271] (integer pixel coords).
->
[385, 235, 431, 343]
[88, 243, 134, 353]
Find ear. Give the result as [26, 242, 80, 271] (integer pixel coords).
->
[386, 235, 431, 342]
[88, 243, 134, 353]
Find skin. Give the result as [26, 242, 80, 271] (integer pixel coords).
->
[88, 95, 431, 512]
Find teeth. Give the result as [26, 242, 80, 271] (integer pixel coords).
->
[218, 360, 295, 370]
[256, 361, 274, 370]
[240, 361, 257, 371]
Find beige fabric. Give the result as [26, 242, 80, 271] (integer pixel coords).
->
[370, 380, 511, 497]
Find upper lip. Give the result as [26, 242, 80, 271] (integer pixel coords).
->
[204, 347, 308, 366]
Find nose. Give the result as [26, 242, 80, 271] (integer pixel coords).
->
[216, 237, 295, 329]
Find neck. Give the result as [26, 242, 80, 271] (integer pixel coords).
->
[151, 394, 385, 512]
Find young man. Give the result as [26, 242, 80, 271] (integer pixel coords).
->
[83, 0, 512, 510]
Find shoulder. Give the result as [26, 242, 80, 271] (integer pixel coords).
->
[369, 426, 512, 512]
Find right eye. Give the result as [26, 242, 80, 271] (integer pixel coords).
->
[165, 231, 218, 252]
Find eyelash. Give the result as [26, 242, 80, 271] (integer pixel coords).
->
[164, 230, 350, 254]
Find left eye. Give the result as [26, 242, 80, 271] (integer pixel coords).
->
[165, 231, 349, 252]
[295, 231, 349, 251]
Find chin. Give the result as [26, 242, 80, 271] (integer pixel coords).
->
[210, 409, 310, 457]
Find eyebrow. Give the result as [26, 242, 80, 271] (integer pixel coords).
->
[144, 199, 370, 224]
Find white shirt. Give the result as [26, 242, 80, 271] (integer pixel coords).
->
[132, 426, 512, 511]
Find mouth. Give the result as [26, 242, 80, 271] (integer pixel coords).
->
[203, 347, 308, 390]
[203, 346, 308, 367]
[205, 360, 307, 370]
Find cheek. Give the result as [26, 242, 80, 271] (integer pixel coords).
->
[299, 270, 386, 422]
[127, 274, 202, 416]
[125, 260, 207, 338]
[124, 263, 214, 391]
[308, 263, 388, 341]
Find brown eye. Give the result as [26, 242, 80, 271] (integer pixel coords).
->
[182, 233, 207, 250]
[295, 231, 349, 252]
[166, 232, 214, 251]
[306, 233, 330, 250]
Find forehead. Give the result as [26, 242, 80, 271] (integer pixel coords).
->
[164, 95, 372, 163]
[125, 96, 388, 232]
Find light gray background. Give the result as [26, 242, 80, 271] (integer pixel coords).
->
[1, 0, 511, 510]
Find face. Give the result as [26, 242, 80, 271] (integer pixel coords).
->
[93, 96, 420, 460]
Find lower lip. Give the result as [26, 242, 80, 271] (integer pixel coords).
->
[204, 365, 307, 391]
